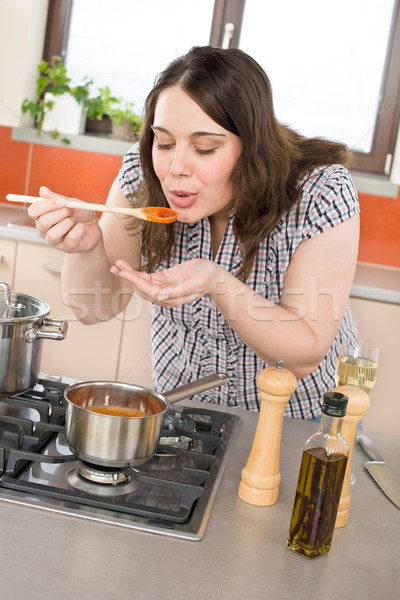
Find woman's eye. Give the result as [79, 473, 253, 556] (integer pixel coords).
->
[156, 142, 174, 150]
[194, 147, 216, 156]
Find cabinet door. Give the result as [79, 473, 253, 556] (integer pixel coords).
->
[0, 239, 17, 285]
[350, 297, 399, 436]
[117, 295, 153, 387]
[13, 241, 123, 381]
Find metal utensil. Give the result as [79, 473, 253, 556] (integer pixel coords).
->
[6, 194, 178, 224]
[0, 281, 25, 317]
[356, 434, 400, 509]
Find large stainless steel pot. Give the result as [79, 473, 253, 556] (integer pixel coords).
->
[0, 282, 68, 395]
[64, 373, 229, 468]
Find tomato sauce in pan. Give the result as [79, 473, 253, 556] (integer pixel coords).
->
[88, 406, 148, 417]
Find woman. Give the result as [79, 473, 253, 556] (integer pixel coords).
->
[29, 46, 359, 418]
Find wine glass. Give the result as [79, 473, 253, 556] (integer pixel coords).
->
[334, 339, 379, 485]
[335, 339, 379, 394]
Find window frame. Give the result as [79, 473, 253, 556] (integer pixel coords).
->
[354, 0, 400, 175]
[43, 0, 73, 61]
[44, 0, 400, 177]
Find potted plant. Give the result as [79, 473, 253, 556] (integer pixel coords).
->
[108, 97, 142, 140]
[85, 86, 116, 136]
[86, 86, 142, 140]
[22, 56, 93, 140]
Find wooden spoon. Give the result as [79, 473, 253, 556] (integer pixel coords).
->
[6, 194, 178, 224]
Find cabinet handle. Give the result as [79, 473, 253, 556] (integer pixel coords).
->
[43, 262, 62, 274]
[0, 255, 3, 263]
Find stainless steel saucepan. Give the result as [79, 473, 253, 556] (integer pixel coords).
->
[0, 282, 68, 395]
[64, 373, 229, 468]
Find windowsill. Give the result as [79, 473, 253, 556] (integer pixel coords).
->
[11, 126, 133, 156]
[350, 172, 399, 199]
[11, 127, 399, 198]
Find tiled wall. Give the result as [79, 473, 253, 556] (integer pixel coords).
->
[1, 125, 399, 268]
[357, 190, 400, 268]
[0, 126, 122, 204]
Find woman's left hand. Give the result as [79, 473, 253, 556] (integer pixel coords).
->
[111, 258, 222, 305]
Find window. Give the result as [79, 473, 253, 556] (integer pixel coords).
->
[64, 0, 215, 114]
[44, 0, 400, 176]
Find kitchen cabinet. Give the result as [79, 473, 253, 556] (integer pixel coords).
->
[117, 293, 153, 386]
[13, 241, 121, 380]
[12, 240, 152, 383]
[350, 296, 399, 435]
[0, 238, 17, 284]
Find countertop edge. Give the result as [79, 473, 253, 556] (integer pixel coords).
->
[350, 284, 400, 304]
[0, 224, 47, 245]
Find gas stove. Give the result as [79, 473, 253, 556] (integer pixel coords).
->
[0, 375, 239, 540]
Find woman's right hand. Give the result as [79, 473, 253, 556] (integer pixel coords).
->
[28, 186, 103, 253]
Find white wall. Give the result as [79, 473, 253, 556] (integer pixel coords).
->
[0, 0, 49, 127]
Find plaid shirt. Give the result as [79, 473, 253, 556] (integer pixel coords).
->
[119, 145, 359, 418]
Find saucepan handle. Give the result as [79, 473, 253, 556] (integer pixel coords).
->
[164, 372, 230, 404]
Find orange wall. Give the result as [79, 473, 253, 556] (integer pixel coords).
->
[0, 126, 121, 204]
[1, 125, 399, 268]
[357, 190, 400, 268]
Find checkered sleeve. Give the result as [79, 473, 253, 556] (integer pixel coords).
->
[118, 142, 143, 200]
[300, 165, 360, 241]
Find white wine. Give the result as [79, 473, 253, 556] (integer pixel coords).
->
[335, 356, 377, 394]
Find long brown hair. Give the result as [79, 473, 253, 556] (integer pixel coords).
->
[128, 46, 351, 280]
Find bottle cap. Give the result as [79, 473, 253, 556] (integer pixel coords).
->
[322, 391, 348, 417]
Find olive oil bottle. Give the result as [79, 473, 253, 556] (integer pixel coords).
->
[286, 392, 349, 559]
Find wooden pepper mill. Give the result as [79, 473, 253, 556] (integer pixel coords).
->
[238, 361, 297, 506]
[332, 385, 370, 528]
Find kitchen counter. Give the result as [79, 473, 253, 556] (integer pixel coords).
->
[0, 404, 398, 600]
[351, 261, 400, 304]
[0, 204, 47, 245]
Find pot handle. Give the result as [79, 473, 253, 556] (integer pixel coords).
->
[163, 372, 230, 404]
[25, 318, 68, 343]
[0, 281, 25, 310]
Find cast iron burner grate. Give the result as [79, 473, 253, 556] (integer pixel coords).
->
[0, 376, 239, 540]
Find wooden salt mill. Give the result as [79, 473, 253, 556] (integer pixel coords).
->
[238, 361, 297, 506]
[332, 385, 370, 528]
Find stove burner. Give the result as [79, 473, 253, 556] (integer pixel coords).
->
[79, 461, 129, 485]
[67, 462, 138, 497]
[159, 411, 197, 449]
[163, 411, 196, 432]
[40, 375, 64, 394]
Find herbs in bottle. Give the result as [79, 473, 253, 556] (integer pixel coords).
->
[286, 392, 349, 559]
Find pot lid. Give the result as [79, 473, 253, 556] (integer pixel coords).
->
[0, 282, 50, 321]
